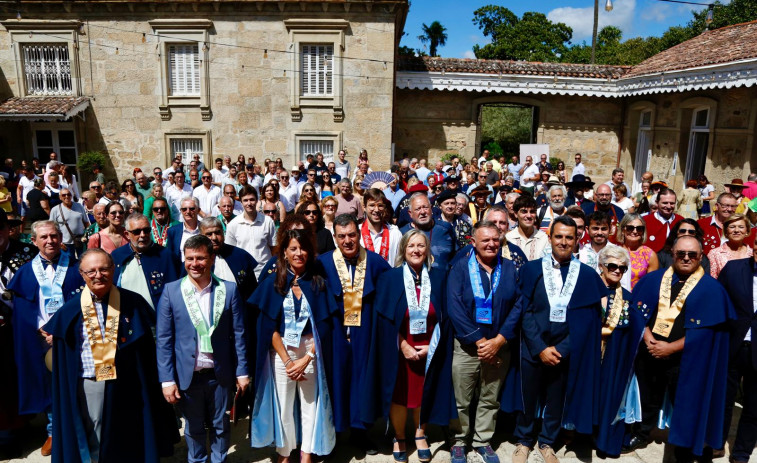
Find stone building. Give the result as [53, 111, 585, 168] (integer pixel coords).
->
[394, 21, 757, 193]
[0, 0, 407, 183]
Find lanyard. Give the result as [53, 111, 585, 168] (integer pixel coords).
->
[468, 252, 501, 325]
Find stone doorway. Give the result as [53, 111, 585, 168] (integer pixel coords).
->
[475, 103, 538, 158]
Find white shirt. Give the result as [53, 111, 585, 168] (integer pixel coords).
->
[520, 164, 540, 188]
[193, 185, 222, 216]
[166, 184, 193, 221]
[653, 211, 676, 238]
[579, 242, 619, 274]
[571, 163, 586, 180]
[37, 264, 56, 329]
[613, 197, 635, 215]
[505, 227, 550, 261]
[263, 172, 278, 185]
[279, 182, 299, 211]
[225, 213, 276, 278]
[192, 281, 215, 370]
[210, 201, 244, 217]
[19, 175, 36, 202]
[210, 167, 228, 184]
[59, 174, 80, 200]
[359, 224, 402, 266]
[179, 224, 200, 262]
[214, 255, 237, 283]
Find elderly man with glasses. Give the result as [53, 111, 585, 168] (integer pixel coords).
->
[167, 197, 201, 264]
[698, 192, 742, 254]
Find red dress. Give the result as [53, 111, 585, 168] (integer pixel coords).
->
[392, 287, 437, 408]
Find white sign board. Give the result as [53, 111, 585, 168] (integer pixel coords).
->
[519, 144, 550, 165]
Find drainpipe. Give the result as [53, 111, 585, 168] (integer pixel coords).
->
[616, 98, 626, 168]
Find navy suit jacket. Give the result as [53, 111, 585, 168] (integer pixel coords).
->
[112, 243, 180, 312]
[718, 257, 757, 364]
[156, 278, 248, 390]
[166, 224, 186, 265]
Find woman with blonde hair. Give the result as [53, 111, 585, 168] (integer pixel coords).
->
[320, 196, 338, 234]
[708, 213, 752, 278]
[616, 213, 658, 290]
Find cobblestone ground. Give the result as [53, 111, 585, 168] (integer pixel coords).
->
[3, 408, 752, 463]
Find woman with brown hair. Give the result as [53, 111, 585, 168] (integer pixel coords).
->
[259, 181, 287, 227]
[87, 201, 128, 253]
[296, 200, 336, 256]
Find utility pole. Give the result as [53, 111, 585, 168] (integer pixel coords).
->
[591, 0, 599, 64]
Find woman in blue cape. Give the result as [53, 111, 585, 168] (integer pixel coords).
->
[594, 247, 642, 457]
[249, 228, 337, 462]
[362, 230, 456, 463]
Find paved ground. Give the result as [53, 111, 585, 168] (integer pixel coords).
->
[2, 409, 752, 463]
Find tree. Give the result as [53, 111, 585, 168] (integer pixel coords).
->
[480, 105, 533, 156]
[417, 21, 448, 57]
[472, 6, 573, 62]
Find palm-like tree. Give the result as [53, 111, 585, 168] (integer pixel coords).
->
[418, 21, 448, 57]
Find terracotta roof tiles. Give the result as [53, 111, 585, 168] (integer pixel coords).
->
[0, 96, 90, 118]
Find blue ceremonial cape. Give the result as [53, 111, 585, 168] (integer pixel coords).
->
[216, 243, 258, 301]
[249, 272, 337, 455]
[450, 243, 528, 273]
[630, 269, 735, 455]
[361, 267, 456, 427]
[317, 249, 391, 431]
[8, 259, 84, 414]
[112, 243, 180, 315]
[165, 224, 188, 274]
[400, 221, 456, 271]
[43, 288, 179, 463]
[519, 258, 605, 434]
[595, 286, 641, 457]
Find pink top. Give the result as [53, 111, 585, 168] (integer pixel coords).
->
[629, 245, 654, 289]
[87, 230, 128, 254]
[708, 243, 753, 279]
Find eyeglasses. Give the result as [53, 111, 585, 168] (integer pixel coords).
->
[624, 225, 645, 233]
[674, 251, 700, 260]
[604, 263, 629, 274]
[202, 176, 211, 180]
[263, 209, 277, 215]
[678, 228, 697, 235]
[60, 193, 72, 197]
[128, 226, 151, 235]
[304, 210, 318, 216]
[152, 206, 167, 212]
[280, 175, 289, 179]
[308, 173, 315, 177]
[180, 207, 197, 212]
[717, 203, 737, 210]
[324, 204, 336, 209]
[81, 267, 113, 278]
[109, 211, 124, 216]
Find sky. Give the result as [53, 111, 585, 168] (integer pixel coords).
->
[401, 0, 716, 59]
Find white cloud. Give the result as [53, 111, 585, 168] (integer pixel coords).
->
[640, 2, 672, 22]
[547, 0, 636, 43]
[463, 50, 476, 59]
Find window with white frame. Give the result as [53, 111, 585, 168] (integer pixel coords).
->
[684, 108, 710, 182]
[301, 44, 333, 96]
[299, 139, 334, 162]
[22, 44, 72, 96]
[170, 138, 203, 165]
[168, 44, 201, 96]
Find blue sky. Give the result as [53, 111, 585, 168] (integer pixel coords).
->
[401, 0, 714, 59]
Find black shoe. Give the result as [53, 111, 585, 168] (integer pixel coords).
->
[621, 435, 649, 453]
[352, 429, 379, 456]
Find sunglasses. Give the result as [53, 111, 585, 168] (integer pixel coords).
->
[604, 263, 628, 274]
[304, 210, 318, 216]
[109, 211, 124, 216]
[180, 207, 197, 212]
[90, 185, 101, 190]
[154, 171, 162, 175]
[678, 228, 697, 235]
[152, 207, 167, 212]
[202, 176, 211, 180]
[60, 193, 72, 197]
[674, 251, 700, 260]
[624, 225, 644, 233]
[128, 226, 152, 235]
[263, 209, 277, 214]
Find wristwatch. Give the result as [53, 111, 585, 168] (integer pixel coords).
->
[306, 351, 316, 360]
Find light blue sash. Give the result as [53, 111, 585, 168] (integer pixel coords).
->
[403, 264, 431, 335]
[31, 252, 69, 314]
[282, 289, 311, 348]
[468, 252, 501, 325]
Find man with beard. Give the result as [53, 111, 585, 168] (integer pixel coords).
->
[148, 197, 178, 247]
[506, 196, 550, 261]
[513, 217, 606, 463]
[643, 188, 683, 254]
[698, 192, 740, 253]
[167, 197, 201, 263]
[447, 221, 521, 463]
[8, 221, 84, 456]
[0, 211, 36, 459]
[400, 193, 457, 270]
[578, 211, 619, 273]
[537, 185, 567, 234]
[624, 236, 734, 461]
[165, 171, 193, 222]
[437, 189, 473, 250]
[113, 213, 180, 312]
[44, 249, 178, 462]
[360, 189, 402, 265]
[581, 184, 624, 243]
[318, 214, 391, 455]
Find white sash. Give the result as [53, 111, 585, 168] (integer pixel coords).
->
[32, 252, 69, 314]
[542, 256, 580, 323]
[403, 263, 431, 335]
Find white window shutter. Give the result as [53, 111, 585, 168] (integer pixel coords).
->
[169, 44, 200, 96]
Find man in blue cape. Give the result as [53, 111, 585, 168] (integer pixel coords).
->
[112, 213, 180, 316]
[8, 220, 84, 456]
[317, 213, 391, 455]
[513, 216, 606, 463]
[400, 193, 456, 271]
[44, 249, 178, 462]
[447, 221, 522, 463]
[166, 196, 201, 268]
[624, 235, 734, 461]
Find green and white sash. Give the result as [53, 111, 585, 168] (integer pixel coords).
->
[181, 276, 225, 353]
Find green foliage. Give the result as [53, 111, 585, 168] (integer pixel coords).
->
[481, 142, 503, 157]
[77, 151, 107, 174]
[550, 157, 563, 169]
[418, 21, 448, 57]
[398, 45, 416, 56]
[472, 6, 572, 61]
[480, 105, 533, 157]
[440, 152, 460, 164]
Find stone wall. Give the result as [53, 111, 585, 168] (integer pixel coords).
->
[0, 1, 403, 181]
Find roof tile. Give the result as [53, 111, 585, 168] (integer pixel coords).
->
[0, 96, 89, 116]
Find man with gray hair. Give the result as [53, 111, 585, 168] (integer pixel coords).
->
[199, 217, 257, 302]
[112, 213, 180, 311]
[537, 185, 568, 234]
[167, 197, 201, 263]
[49, 187, 90, 259]
[8, 220, 84, 455]
[400, 193, 457, 270]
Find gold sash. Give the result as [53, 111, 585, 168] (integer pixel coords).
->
[333, 247, 367, 327]
[501, 243, 512, 260]
[652, 266, 704, 337]
[602, 286, 624, 338]
[81, 288, 121, 381]
[469, 203, 479, 225]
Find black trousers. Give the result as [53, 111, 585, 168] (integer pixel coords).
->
[514, 358, 568, 448]
[722, 341, 757, 462]
[634, 345, 681, 440]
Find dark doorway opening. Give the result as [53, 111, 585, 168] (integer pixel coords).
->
[476, 103, 538, 158]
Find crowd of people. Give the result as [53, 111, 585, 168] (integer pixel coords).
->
[1, 148, 757, 463]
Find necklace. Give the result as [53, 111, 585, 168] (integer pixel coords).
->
[151, 219, 169, 246]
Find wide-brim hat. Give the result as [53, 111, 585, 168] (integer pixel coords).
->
[564, 174, 594, 189]
[546, 174, 561, 186]
[469, 185, 491, 197]
[725, 178, 745, 189]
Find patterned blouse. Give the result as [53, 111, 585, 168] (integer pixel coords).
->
[629, 245, 655, 289]
[707, 242, 753, 279]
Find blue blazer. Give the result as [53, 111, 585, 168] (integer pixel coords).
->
[156, 278, 248, 390]
[165, 224, 186, 266]
[718, 257, 757, 364]
[112, 243, 180, 312]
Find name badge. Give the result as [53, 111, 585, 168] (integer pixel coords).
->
[549, 301, 567, 323]
[283, 331, 301, 348]
[409, 319, 427, 335]
[476, 304, 492, 325]
[45, 297, 63, 314]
